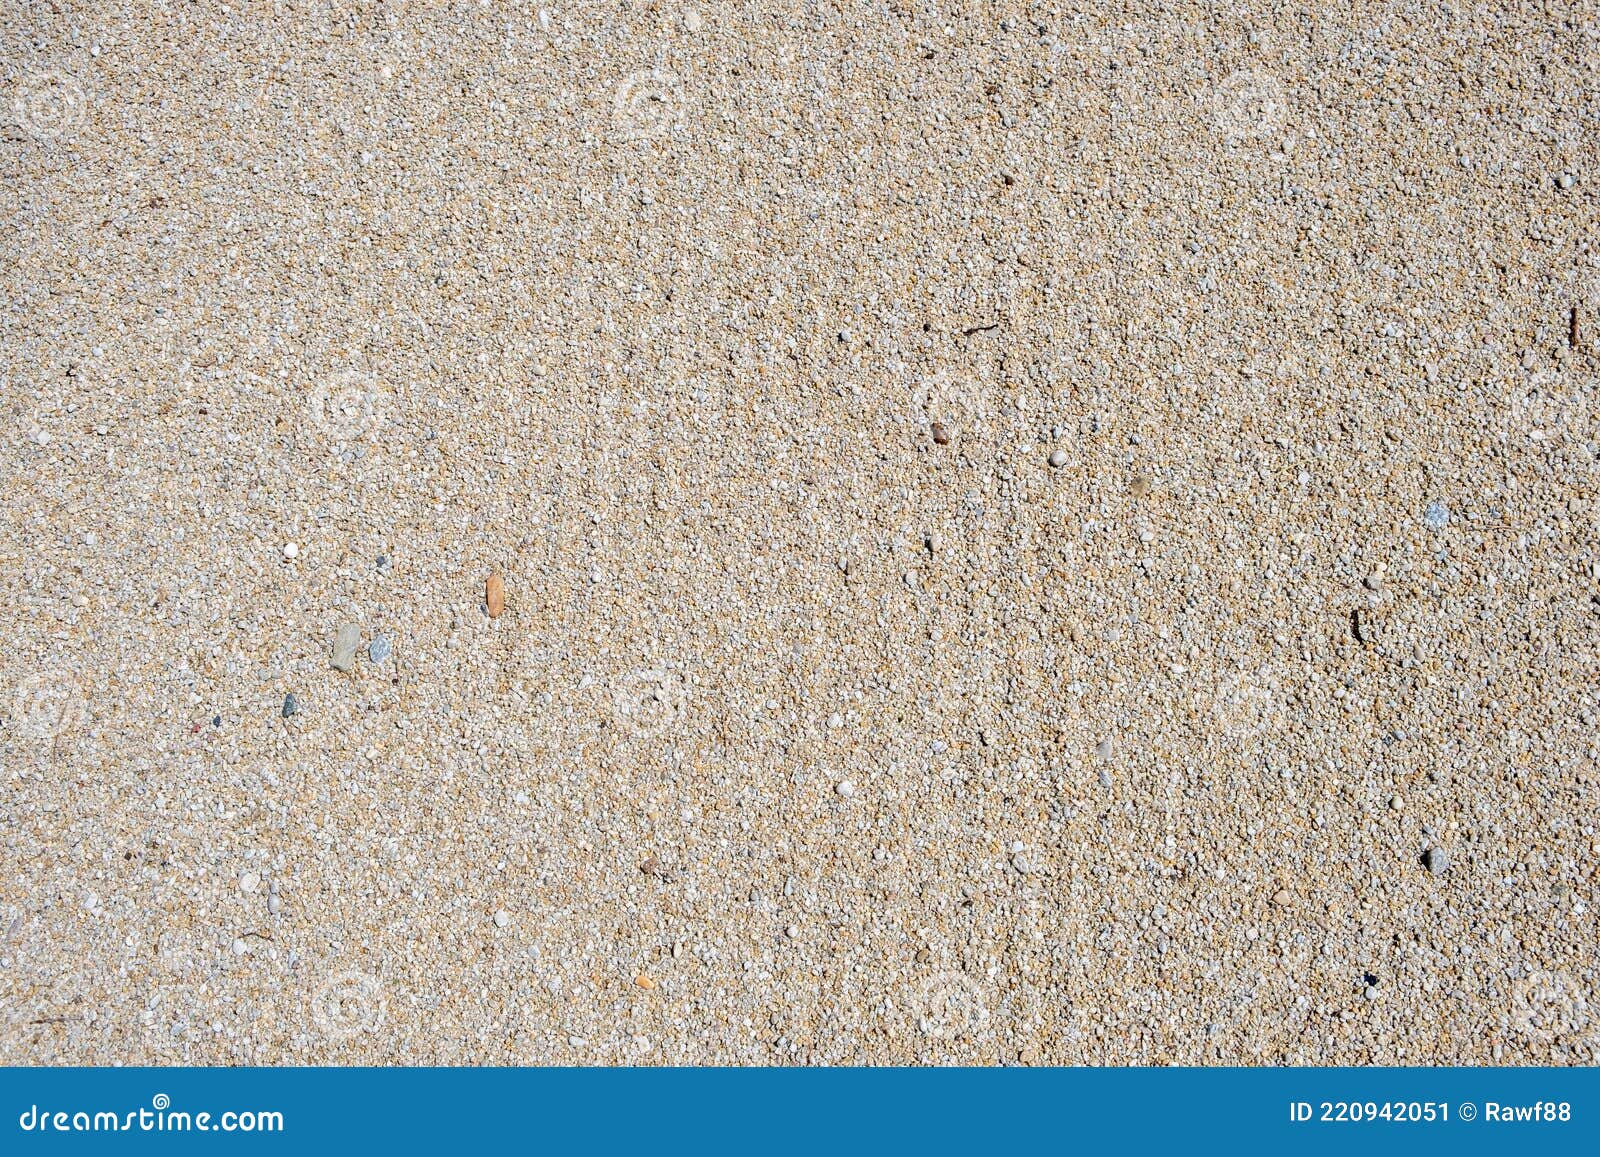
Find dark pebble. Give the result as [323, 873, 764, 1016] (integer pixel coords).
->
[282, 693, 300, 718]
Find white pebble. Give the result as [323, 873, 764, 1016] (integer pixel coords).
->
[835, 779, 856, 798]
[493, 909, 511, 927]
[231, 938, 247, 956]
[239, 872, 260, 894]
[282, 542, 299, 559]
[1048, 449, 1069, 468]
[785, 924, 799, 938]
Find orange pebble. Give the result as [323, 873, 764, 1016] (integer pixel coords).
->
[486, 572, 505, 618]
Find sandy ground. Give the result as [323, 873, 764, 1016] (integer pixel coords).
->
[1, 1, 1597, 1066]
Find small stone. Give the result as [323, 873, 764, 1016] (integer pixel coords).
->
[835, 778, 857, 797]
[1272, 888, 1290, 906]
[684, 9, 703, 32]
[1557, 172, 1574, 190]
[239, 872, 260, 894]
[1363, 572, 1382, 591]
[827, 712, 843, 729]
[267, 894, 281, 915]
[1048, 449, 1069, 468]
[1389, 794, 1404, 811]
[281, 693, 300, 718]
[282, 542, 299, 560]
[1423, 501, 1450, 531]
[493, 909, 510, 928]
[1095, 737, 1113, 761]
[930, 421, 950, 445]
[1129, 474, 1153, 498]
[785, 924, 799, 939]
[486, 572, 506, 618]
[634, 974, 656, 989]
[1423, 846, 1449, 875]
[331, 623, 361, 672]
[1098, 768, 1113, 789]
[231, 938, 247, 956]
[368, 634, 392, 664]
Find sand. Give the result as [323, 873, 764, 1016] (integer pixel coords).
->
[1, 1, 1596, 1065]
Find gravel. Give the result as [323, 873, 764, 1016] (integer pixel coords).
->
[2, 5, 1592, 1071]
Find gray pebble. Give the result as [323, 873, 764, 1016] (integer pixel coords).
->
[1048, 449, 1069, 468]
[368, 634, 392, 664]
[1423, 501, 1450, 531]
[1098, 768, 1113, 789]
[331, 623, 361, 672]
[1423, 846, 1449, 875]
[1095, 737, 1113, 761]
[281, 692, 300, 718]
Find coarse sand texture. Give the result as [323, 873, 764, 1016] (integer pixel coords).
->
[2, 2, 1598, 1065]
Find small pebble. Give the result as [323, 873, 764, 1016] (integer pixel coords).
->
[231, 938, 247, 956]
[282, 541, 299, 560]
[634, 974, 656, 989]
[835, 779, 856, 797]
[785, 924, 799, 939]
[1423, 501, 1450, 531]
[281, 692, 300, 718]
[930, 421, 950, 445]
[368, 634, 392, 664]
[1095, 737, 1113, 761]
[1423, 846, 1449, 875]
[1389, 794, 1404, 811]
[331, 623, 361, 672]
[239, 872, 260, 894]
[486, 572, 506, 618]
[1363, 573, 1382, 591]
[493, 909, 510, 928]
[1129, 474, 1153, 498]
[1048, 449, 1069, 468]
